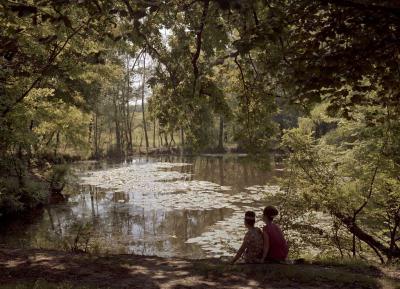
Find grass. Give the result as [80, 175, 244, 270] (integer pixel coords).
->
[193, 259, 384, 289]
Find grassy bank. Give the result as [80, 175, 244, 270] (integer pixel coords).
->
[0, 248, 399, 289]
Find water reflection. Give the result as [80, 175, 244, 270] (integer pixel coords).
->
[0, 155, 278, 258]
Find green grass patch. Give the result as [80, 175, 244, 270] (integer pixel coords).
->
[193, 261, 381, 289]
[309, 256, 382, 276]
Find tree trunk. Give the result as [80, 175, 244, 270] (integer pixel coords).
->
[93, 109, 102, 159]
[94, 112, 99, 159]
[53, 131, 60, 158]
[119, 98, 127, 155]
[141, 52, 149, 153]
[170, 131, 175, 147]
[88, 117, 93, 149]
[164, 133, 168, 148]
[159, 131, 163, 147]
[180, 127, 184, 154]
[335, 212, 400, 261]
[112, 93, 122, 157]
[218, 115, 224, 151]
[153, 118, 156, 148]
[180, 127, 184, 146]
[97, 121, 102, 158]
[125, 55, 133, 154]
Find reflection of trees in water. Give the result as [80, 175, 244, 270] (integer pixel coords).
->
[218, 157, 224, 185]
[39, 185, 108, 250]
[156, 208, 233, 257]
[187, 156, 274, 192]
[2, 156, 277, 257]
[94, 199, 233, 257]
[91, 155, 276, 256]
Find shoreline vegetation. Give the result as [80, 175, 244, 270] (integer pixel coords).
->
[0, 150, 255, 219]
[0, 247, 399, 289]
[0, 150, 277, 219]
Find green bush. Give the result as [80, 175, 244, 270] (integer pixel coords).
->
[0, 176, 47, 217]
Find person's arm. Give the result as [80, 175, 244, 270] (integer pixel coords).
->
[230, 235, 248, 264]
[260, 229, 270, 262]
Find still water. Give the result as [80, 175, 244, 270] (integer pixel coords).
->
[0, 155, 282, 258]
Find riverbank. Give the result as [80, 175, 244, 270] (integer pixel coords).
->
[0, 248, 399, 289]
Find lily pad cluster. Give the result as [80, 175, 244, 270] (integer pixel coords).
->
[186, 209, 266, 258]
[78, 161, 282, 257]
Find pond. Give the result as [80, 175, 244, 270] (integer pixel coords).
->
[0, 155, 284, 259]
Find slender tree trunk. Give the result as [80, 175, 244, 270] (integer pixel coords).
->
[180, 127, 184, 145]
[97, 122, 102, 157]
[54, 131, 60, 158]
[119, 98, 127, 155]
[130, 97, 138, 150]
[94, 109, 102, 159]
[159, 131, 163, 147]
[108, 125, 113, 154]
[153, 118, 156, 148]
[88, 117, 93, 149]
[141, 52, 149, 153]
[115, 122, 122, 157]
[180, 127, 184, 154]
[164, 133, 168, 148]
[112, 93, 122, 157]
[218, 115, 224, 151]
[170, 131, 175, 147]
[126, 55, 133, 154]
[94, 112, 98, 158]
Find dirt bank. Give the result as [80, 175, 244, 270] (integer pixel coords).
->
[0, 248, 398, 289]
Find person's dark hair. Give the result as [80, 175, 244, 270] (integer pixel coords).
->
[244, 211, 256, 226]
[263, 206, 279, 221]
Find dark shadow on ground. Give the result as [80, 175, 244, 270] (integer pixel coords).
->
[0, 248, 392, 289]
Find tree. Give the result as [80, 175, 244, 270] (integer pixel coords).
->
[282, 102, 400, 262]
[141, 52, 149, 153]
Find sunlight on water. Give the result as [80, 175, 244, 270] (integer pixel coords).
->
[0, 156, 280, 258]
[79, 161, 281, 257]
[185, 186, 280, 257]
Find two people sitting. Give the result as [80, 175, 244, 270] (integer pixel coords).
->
[231, 206, 288, 264]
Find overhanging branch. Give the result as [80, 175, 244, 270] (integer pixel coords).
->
[192, 0, 210, 95]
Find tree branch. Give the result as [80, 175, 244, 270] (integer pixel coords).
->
[335, 211, 400, 260]
[192, 0, 210, 95]
[353, 164, 379, 217]
[323, 0, 400, 12]
[123, 0, 177, 85]
[211, 50, 239, 66]
[1, 21, 89, 118]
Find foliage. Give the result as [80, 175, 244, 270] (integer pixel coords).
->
[282, 102, 400, 262]
[0, 173, 47, 217]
